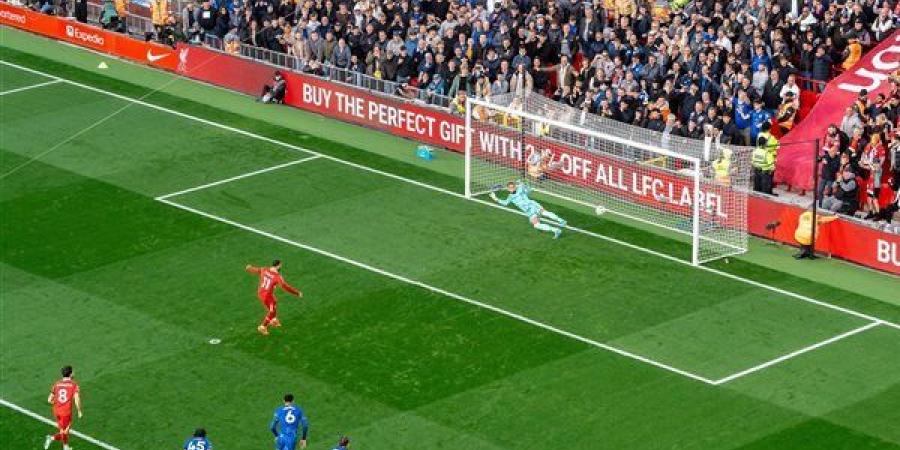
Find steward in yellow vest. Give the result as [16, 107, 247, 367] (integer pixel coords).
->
[751, 122, 778, 194]
[713, 147, 733, 185]
[793, 210, 838, 259]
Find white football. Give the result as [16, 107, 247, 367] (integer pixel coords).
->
[595, 205, 607, 215]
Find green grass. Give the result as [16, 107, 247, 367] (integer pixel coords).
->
[2, 28, 900, 450]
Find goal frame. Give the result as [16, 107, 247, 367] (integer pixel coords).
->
[465, 96, 720, 267]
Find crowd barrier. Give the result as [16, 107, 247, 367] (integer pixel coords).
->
[202, 35, 453, 109]
[1, 3, 897, 274]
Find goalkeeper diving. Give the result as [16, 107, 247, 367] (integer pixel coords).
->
[490, 181, 567, 238]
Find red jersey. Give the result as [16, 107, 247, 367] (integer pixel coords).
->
[50, 378, 79, 417]
[252, 266, 300, 298]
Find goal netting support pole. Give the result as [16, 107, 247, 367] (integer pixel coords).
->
[464, 93, 752, 266]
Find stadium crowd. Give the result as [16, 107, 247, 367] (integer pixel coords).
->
[146, 0, 897, 143]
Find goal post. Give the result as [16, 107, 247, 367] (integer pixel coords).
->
[463, 92, 751, 266]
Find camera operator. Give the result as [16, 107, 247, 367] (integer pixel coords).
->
[259, 71, 287, 104]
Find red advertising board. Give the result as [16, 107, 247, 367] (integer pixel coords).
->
[0, 2, 58, 36]
[0, 3, 178, 71]
[174, 43, 272, 96]
[747, 195, 900, 274]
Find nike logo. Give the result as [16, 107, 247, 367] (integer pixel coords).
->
[146, 49, 170, 62]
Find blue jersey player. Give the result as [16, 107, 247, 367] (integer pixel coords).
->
[183, 428, 212, 450]
[490, 180, 566, 238]
[270, 393, 309, 450]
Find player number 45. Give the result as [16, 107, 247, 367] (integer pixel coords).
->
[187, 442, 207, 450]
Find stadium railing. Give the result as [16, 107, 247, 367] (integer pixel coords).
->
[203, 35, 452, 109]
[84, 1, 154, 36]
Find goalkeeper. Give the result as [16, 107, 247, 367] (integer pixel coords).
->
[490, 181, 567, 238]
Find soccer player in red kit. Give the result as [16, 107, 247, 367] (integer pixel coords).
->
[246, 259, 302, 335]
[44, 365, 82, 450]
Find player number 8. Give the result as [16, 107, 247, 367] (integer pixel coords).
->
[57, 389, 68, 403]
[284, 410, 296, 424]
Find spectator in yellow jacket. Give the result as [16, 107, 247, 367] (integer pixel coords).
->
[842, 37, 862, 70]
[114, 0, 127, 19]
[151, 0, 168, 28]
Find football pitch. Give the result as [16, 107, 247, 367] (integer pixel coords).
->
[2, 28, 900, 449]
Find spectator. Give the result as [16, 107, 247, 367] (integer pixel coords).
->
[840, 106, 864, 137]
[181, 1, 199, 42]
[818, 136, 842, 205]
[224, 27, 241, 54]
[749, 98, 772, 144]
[842, 35, 863, 70]
[150, 0, 169, 38]
[751, 65, 769, 98]
[113, 0, 127, 30]
[860, 133, 887, 219]
[213, 6, 230, 39]
[99, 0, 121, 31]
[196, 0, 217, 37]
[331, 38, 351, 70]
[811, 46, 832, 92]
[779, 74, 801, 102]
[762, 70, 784, 111]
[449, 90, 466, 116]
[874, 177, 899, 226]
[776, 92, 798, 134]
[872, 7, 895, 42]
[822, 165, 860, 215]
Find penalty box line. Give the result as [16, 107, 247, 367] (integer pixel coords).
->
[713, 321, 884, 385]
[0, 79, 62, 96]
[157, 159, 885, 386]
[156, 155, 321, 200]
[156, 195, 718, 385]
[6, 59, 897, 380]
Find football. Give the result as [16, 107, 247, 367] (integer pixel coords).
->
[595, 204, 608, 215]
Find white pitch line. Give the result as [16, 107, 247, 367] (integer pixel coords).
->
[713, 321, 883, 385]
[0, 398, 122, 450]
[157, 196, 718, 385]
[4, 59, 899, 370]
[0, 79, 61, 96]
[156, 155, 321, 200]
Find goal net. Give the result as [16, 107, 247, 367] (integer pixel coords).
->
[464, 92, 752, 265]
